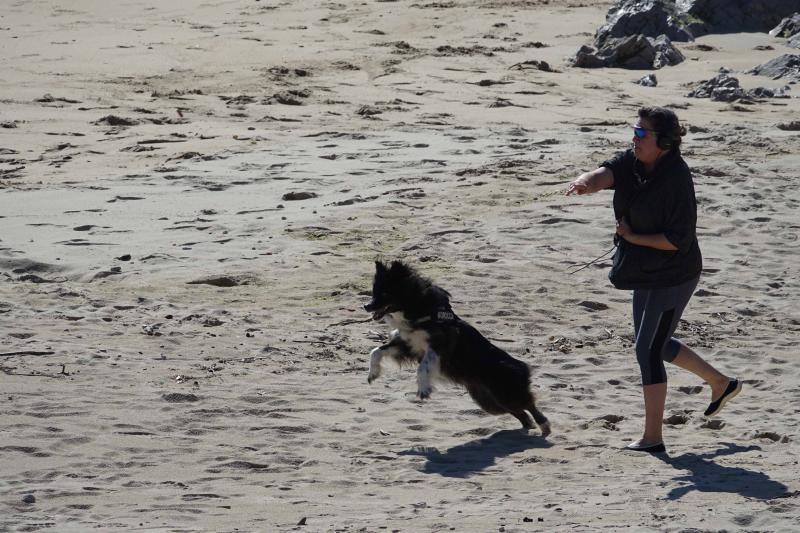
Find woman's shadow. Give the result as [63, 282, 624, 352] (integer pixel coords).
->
[398, 429, 552, 478]
[655, 442, 792, 500]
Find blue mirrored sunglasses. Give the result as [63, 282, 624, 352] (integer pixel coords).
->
[633, 126, 656, 138]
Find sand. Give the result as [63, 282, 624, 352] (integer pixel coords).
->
[1, 0, 799, 531]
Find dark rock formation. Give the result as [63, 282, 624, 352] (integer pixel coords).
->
[769, 13, 800, 37]
[584, 1, 800, 64]
[687, 74, 748, 101]
[635, 73, 659, 86]
[688, 73, 791, 101]
[685, 0, 800, 36]
[595, 0, 694, 47]
[573, 34, 684, 69]
[748, 54, 800, 81]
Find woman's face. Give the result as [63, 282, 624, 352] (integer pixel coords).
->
[632, 117, 664, 166]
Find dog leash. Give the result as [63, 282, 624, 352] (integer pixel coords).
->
[566, 243, 617, 275]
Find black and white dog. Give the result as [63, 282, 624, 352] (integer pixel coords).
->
[364, 260, 550, 435]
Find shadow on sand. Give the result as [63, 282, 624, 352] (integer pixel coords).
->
[398, 429, 551, 478]
[656, 442, 792, 500]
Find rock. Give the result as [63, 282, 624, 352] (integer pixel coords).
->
[142, 324, 161, 336]
[573, 34, 684, 69]
[700, 419, 725, 429]
[587, 1, 800, 53]
[595, 0, 694, 48]
[579, 300, 609, 311]
[687, 74, 748, 101]
[635, 73, 658, 86]
[22, 494, 36, 504]
[651, 35, 686, 68]
[509, 59, 556, 72]
[748, 86, 791, 98]
[685, 0, 800, 36]
[187, 274, 254, 287]
[116, 254, 132, 261]
[94, 115, 139, 126]
[282, 191, 317, 201]
[664, 413, 689, 425]
[162, 393, 200, 403]
[748, 54, 800, 81]
[769, 13, 800, 37]
[777, 120, 800, 130]
[754, 431, 782, 442]
[357, 105, 383, 116]
[572, 45, 608, 68]
[17, 274, 55, 283]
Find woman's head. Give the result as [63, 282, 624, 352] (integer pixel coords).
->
[632, 106, 686, 166]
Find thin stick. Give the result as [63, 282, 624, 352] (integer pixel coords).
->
[0, 351, 55, 357]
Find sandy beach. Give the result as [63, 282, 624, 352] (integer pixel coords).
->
[2, 0, 799, 531]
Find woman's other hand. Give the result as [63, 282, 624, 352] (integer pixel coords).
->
[616, 217, 633, 239]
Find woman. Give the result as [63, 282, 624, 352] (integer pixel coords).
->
[566, 106, 741, 453]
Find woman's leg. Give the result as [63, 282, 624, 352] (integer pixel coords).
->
[632, 288, 669, 445]
[640, 383, 667, 444]
[630, 277, 699, 446]
[668, 340, 731, 400]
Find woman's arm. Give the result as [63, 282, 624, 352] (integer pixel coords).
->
[566, 167, 614, 195]
[616, 217, 678, 251]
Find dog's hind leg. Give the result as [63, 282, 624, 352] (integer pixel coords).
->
[511, 411, 535, 429]
[528, 402, 551, 437]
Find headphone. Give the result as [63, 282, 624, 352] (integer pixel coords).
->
[656, 130, 675, 151]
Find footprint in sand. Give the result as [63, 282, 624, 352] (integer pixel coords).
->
[753, 431, 790, 443]
[700, 419, 725, 430]
[664, 413, 690, 425]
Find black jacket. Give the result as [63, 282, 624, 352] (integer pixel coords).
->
[602, 148, 702, 289]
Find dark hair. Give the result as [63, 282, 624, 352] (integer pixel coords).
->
[638, 106, 686, 151]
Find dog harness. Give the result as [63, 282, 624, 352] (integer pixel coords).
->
[411, 306, 459, 326]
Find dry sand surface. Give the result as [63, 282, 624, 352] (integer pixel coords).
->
[2, 0, 800, 531]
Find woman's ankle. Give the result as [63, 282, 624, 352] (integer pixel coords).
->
[709, 375, 730, 396]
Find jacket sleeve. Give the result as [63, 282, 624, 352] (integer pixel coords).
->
[600, 149, 631, 190]
[663, 174, 697, 253]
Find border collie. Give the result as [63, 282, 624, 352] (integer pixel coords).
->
[363, 260, 550, 435]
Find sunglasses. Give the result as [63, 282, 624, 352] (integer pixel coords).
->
[633, 125, 657, 139]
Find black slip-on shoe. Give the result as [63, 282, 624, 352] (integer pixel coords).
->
[704, 378, 742, 417]
[625, 441, 666, 453]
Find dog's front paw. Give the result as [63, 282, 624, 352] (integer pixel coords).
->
[367, 369, 381, 384]
[367, 347, 382, 384]
[416, 387, 433, 401]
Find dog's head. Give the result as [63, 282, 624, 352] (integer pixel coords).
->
[364, 260, 411, 321]
[364, 260, 450, 322]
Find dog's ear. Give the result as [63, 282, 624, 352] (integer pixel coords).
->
[389, 260, 411, 277]
[375, 260, 388, 274]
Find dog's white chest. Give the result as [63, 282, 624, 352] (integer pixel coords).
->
[401, 328, 430, 354]
[386, 313, 430, 355]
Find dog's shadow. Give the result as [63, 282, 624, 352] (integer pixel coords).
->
[398, 429, 552, 478]
[656, 442, 791, 500]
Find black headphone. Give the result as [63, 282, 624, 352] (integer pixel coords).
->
[656, 130, 674, 151]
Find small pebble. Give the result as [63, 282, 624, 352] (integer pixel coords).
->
[22, 494, 36, 504]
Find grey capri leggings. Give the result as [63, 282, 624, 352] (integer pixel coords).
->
[632, 276, 700, 385]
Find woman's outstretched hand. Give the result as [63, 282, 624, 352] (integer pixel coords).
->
[566, 175, 591, 195]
